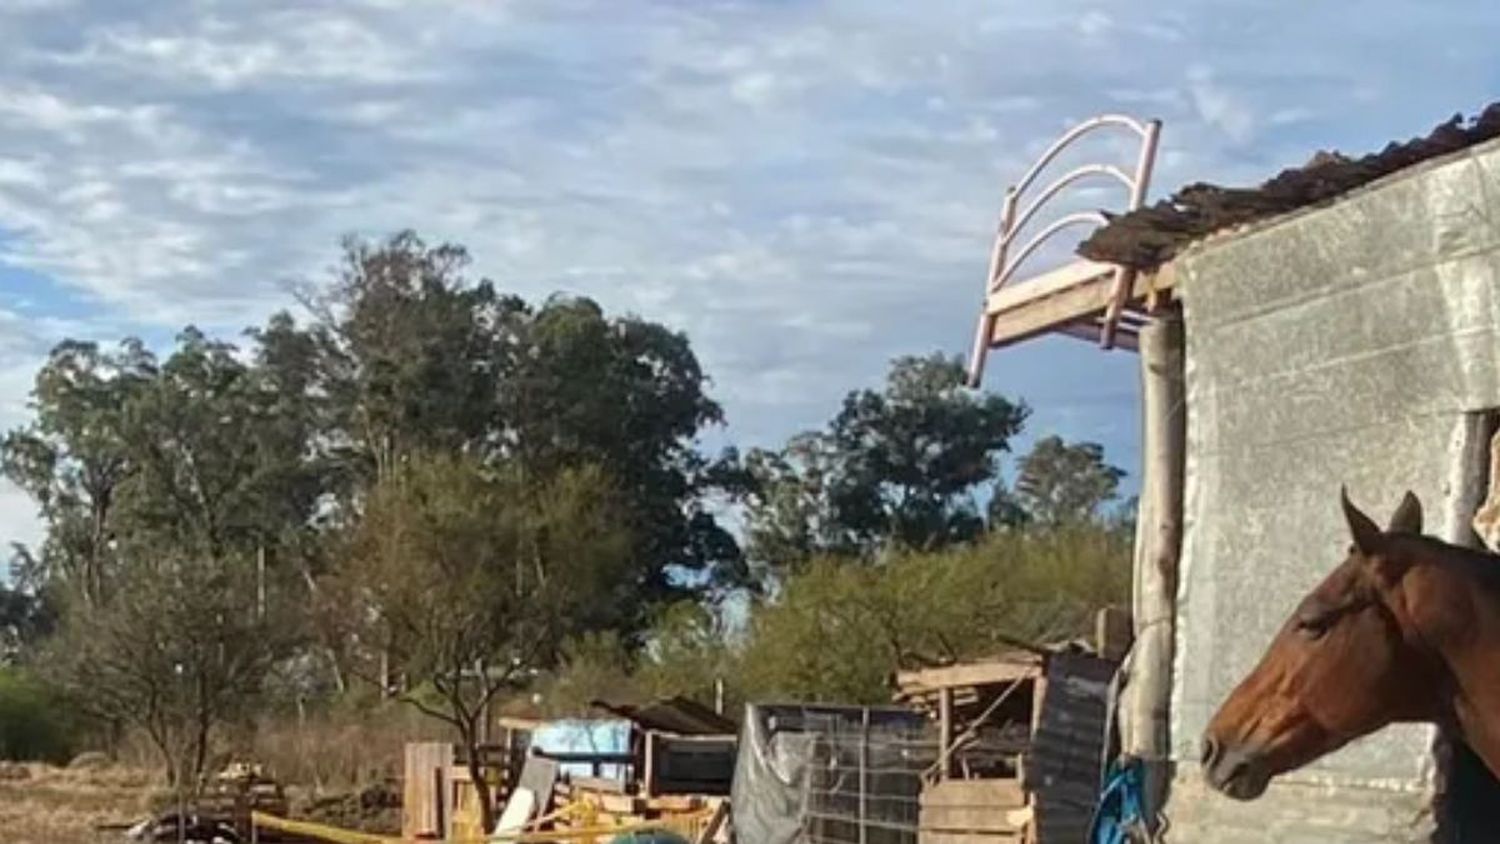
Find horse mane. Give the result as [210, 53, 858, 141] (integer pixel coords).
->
[1392, 533, 1500, 593]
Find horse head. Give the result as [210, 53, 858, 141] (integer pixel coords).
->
[1201, 488, 1446, 799]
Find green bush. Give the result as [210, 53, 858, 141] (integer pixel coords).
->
[0, 667, 74, 762]
[537, 524, 1131, 712]
[737, 525, 1131, 704]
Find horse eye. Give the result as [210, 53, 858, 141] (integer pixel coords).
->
[1295, 613, 1333, 640]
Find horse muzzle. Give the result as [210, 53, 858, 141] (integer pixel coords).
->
[1201, 734, 1272, 801]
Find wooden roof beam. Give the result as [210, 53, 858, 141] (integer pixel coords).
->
[895, 657, 1043, 692]
[983, 261, 1176, 350]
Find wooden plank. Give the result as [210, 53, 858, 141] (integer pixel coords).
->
[1095, 605, 1133, 662]
[597, 792, 642, 814]
[988, 282, 1116, 347]
[898, 657, 1042, 693]
[644, 795, 701, 812]
[921, 779, 1027, 810]
[1054, 320, 1140, 351]
[694, 800, 729, 844]
[922, 813, 1022, 834]
[402, 742, 452, 839]
[643, 731, 657, 798]
[919, 834, 1022, 843]
[570, 776, 627, 794]
[435, 765, 449, 841]
[985, 265, 1172, 349]
[984, 259, 1116, 314]
[938, 688, 954, 780]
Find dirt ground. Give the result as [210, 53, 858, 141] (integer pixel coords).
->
[0, 760, 403, 844]
[0, 759, 406, 844]
[0, 762, 158, 844]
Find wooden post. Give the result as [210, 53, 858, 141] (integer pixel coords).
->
[434, 766, 448, 841]
[643, 731, 656, 798]
[1120, 312, 1185, 830]
[403, 742, 453, 839]
[938, 687, 954, 780]
[255, 546, 266, 619]
[1096, 606, 1134, 662]
[379, 648, 390, 701]
[1467, 417, 1500, 551]
[858, 707, 870, 844]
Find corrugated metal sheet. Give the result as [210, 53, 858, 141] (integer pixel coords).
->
[591, 695, 738, 736]
[1078, 102, 1500, 271]
[1025, 653, 1115, 842]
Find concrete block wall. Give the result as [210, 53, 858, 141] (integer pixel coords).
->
[1164, 137, 1500, 842]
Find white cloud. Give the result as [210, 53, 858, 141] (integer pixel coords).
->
[1186, 65, 1255, 144]
[0, 0, 1498, 552]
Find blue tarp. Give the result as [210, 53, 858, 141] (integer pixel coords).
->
[530, 718, 632, 779]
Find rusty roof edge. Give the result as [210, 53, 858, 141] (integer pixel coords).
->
[1167, 133, 1500, 274]
[1078, 102, 1500, 272]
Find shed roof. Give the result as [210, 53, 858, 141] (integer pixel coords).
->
[1077, 102, 1500, 271]
[588, 695, 737, 736]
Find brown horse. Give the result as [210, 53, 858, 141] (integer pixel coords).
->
[1202, 488, 1500, 800]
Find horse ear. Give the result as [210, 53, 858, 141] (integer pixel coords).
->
[1388, 490, 1423, 535]
[1341, 486, 1384, 555]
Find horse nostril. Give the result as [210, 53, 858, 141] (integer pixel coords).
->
[1226, 755, 1251, 783]
[1201, 737, 1221, 768]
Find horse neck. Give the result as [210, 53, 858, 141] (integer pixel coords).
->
[1405, 552, 1500, 770]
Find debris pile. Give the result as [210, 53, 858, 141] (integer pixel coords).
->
[297, 780, 402, 834]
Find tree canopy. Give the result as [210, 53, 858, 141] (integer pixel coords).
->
[744, 353, 1027, 575]
[0, 230, 1136, 793]
[333, 452, 633, 830]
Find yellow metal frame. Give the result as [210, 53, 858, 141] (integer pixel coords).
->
[252, 805, 714, 844]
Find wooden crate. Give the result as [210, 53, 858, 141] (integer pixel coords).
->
[918, 778, 1029, 843]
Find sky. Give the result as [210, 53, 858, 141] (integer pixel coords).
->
[1, 0, 1499, 554]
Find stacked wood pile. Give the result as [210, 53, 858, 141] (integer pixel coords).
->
[551, 776, 726, 841]
[543, 702, 736, 842]
[894, 651, 1044, 785]
[919, 780, 1030, 844]
[196, 761, 291, 840]
[401, 697, 736, 842]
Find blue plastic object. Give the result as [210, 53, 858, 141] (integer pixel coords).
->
[1087, 756, 1151, 844]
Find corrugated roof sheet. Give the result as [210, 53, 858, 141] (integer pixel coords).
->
[589, 695, 737, 736]
[1026, 652, 1117, 843]
[1078, 102, 1500, 271]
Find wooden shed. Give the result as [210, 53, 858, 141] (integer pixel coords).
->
[895, 644, 1118, 843]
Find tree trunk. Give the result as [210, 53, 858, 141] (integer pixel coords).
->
[192, 712, 211, 793]
[147, 719, 178, 788]
[298, 560, 349, 694]
[460, 720, 496, 834]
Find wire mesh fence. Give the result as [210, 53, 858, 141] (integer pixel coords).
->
[796, 706, 935, 844]
[734, 702, 1049, 844]
[730, 704, 939, 844]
